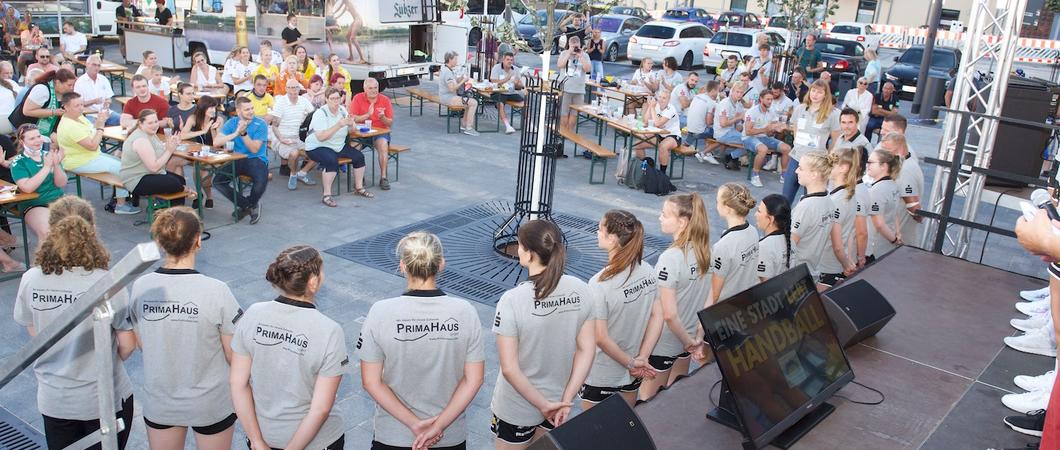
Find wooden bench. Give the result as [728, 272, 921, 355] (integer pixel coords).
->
[502, 99, 525, 132]
[704, 138, 754, 180]
[68, 171, 187, 225]
[145, 191, 189, 225]
[556, 127, 616, 185]
[364, 144, 410, 187]
[406, 86, 469, 134]
[669, 144, 698, 180]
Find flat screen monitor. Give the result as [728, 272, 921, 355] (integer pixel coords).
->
[697, 264, 855, 448]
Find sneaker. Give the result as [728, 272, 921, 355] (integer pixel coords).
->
[204, 199, 213, 209]
[298, 173, 317, 186]
[1004, 409, 1046, 437]
[235, 207, 250, 222]
[1015, 370, 1056, 392]
[380, 177, 391, 190]
[702, 153, 721, 165]
[249, 206, 261, 225]
[763, 157, 778, 172]
[505, 123, 516, 134]
[462, 128, 480, 136]
[1012, 314, 1050, 333]
[1017, 299, 1051, 316]
[1002, 389, 1051, 414]
[288, 175, 298, 191]
[1022, 286, 1051, 302]
[1005, 327, 1058, 357]
[750, 174, 763, 187]
[113, 203, 141, 215]
[694, 152, 706, 163]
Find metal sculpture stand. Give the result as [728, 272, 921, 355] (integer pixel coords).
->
[493, 76, 563, 258]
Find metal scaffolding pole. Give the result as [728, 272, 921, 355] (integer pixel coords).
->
[920, 0, 1029, 256]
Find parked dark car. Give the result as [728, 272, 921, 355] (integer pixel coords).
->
[662, 8, 717, 30]
[807, 37, 867, 78]
[717, 11, 762, 29]
[517, 9, 578, 53]
[885, 45, 962, 100]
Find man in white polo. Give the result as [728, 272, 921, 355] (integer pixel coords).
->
[73, 54, 119, 126]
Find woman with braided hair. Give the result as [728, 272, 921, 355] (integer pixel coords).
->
[710, 183, 760, 304]
[230, 246, 348, 450]
[581, 210, 658, 410]
[755, 194, 793, 282]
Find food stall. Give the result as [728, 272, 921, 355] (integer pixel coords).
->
[120, 17, 191, 70]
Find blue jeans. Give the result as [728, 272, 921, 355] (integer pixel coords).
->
[686, 129, 712, 150]
[742, 136, 782, 165]
[213, 158, 268, 209]
[70, 153, 129, 197]
[782, 158, 803, 204]
[590, 60, 604, 82]
[87, 113, 121, 127]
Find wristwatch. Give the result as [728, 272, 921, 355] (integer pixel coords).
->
[240, 130, 248, 137]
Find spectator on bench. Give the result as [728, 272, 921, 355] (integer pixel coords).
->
[119, 109, 196, 206]
[74, 55, 121, 127]
[213, 97, 269, 224]
[178, 95, 223, 209]
[348, 78, 394, 190]
[306, 87, 372, 208]
[438, 51, 479, 136]
[57, 92, 139, 215]
[270, 78, 317, 191]
[12, 123, 69, 242]
[122, 74, 172, 130]
[489, 51, 525, 134]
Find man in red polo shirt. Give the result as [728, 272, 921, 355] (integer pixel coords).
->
[348, 77, 394, 190]
[121, 74, 171, 130]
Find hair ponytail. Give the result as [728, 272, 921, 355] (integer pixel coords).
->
[667, 192, 711, 275]
[872, 149, 903, 180]
[831, 148, 861, 200]
[266, 245, 324, 298]
[761, 194, 793, 269]
[599, 210, 644, 282]
[517, 220, 567, 300]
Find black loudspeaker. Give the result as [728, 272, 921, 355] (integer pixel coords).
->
[988, 77, 1060, 187]
[820, 280, 896, 348]
[527, 395, 656, 450]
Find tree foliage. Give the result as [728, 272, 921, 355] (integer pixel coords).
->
[756, 0, 838, 32]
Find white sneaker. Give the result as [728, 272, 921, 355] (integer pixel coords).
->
[505, 123, 516, 134]
[750, 174, 763, 187]
[694, 152, 706, 163]
[462, 128, 480, 136]
[1002, 388, 1051, 414]
[1022, 286, 1051, 302]
[702, 153, 721, 165]
[1012, 314, 1051, 333]
[1015, 370, 1057, 392]
[763, 157, 777, 172]
[1005, 327, 1058, 357]
[1017, 299, 1051, 316]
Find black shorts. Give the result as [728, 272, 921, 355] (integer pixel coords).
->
[248, 435, 344, 450]
[648, 352, 691, 372]
[491, 92, 524, 103]
[144, 413, 236, 435]
[819, 272, 846, 287]
[661, 135, 682, 146]
[490, 414, 555, 444]
[371, 440, 466, 450]
[580, 379, 642, 403]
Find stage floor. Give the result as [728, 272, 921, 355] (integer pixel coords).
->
[635, 246, 1051, 449]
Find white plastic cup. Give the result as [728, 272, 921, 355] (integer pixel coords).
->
[365, 119, 372, 130]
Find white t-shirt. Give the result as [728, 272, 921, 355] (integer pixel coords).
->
[745, 80, 770, 105]
[655, 103, 681, 137]
[712, 97, 745, 136]
[743, 104, 776, 138]
[28, 84, 51, 106]
[791, 191, 837, 276]
[868, 177, 901, 257]
[711, 223, 760, 301]
[0, 82, 20, 118]
[269, 95, 316, 137]
[771, 95, 795, 122]
[74, 73, 113, 113]
[669, 83, 693, 113]
[148, 77, 170, 97]
[223, 59, 255, 92]
[896, 153, 925, 244]
[631, 69, 656, 88]
[685, 93, 715, 135]
[842, 89, 873, 131]
[192, 65, 218, 90]
[60, 32, 87, 55]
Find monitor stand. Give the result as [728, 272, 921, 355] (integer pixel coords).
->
[706, 383, 836, 450]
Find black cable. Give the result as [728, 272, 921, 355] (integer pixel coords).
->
[709, 379, 721, 409]
[980, 188, 1019, 265]
[834, 380, 885, 406]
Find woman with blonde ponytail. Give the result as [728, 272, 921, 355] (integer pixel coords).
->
[491, 220, 594, 449]
[581, 210, 658, 410]
[710, 183, 760, 304]
[359, 231, 484, 450]
[865, 149, 903, 262]
[638, 192, 712, 401]
[791, 151, 837, 278]
[818, 149, 861, 286]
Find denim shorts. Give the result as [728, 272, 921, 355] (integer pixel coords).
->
[742, 135, 783, 152]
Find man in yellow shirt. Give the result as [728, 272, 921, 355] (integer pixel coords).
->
[245, 75, 274, 120]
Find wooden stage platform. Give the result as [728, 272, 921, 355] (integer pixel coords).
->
[635, 246, 1051, 449]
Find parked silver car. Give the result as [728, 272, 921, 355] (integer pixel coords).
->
[589, 14, 647, 62]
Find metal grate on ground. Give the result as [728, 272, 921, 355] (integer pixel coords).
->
[325, 201, 671, 306]
[0, 405, 43, 449]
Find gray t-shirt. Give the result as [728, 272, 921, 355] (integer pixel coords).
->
[490, 63, 519, 90]
[853, 181, 872, 258]
[357, 291, 485, 448]
[491, 275, 593, 426]
[659, 70, 684, 92]
[126, 268, 242, 426]
[868, 177, 901, 257]
[896, 153, 924, 244]
[791, 105, 840, 161]
[818, 187, 858, 275]
[653, 245, 710, 357]
[711, 224, 760, 301]
[756, 232, 791, 280]
[791, 192, 837, 276]
[231, 297, 348, 449]
[835, 131, 871, 151]
[712, 97, 745, 137]
[438, 65, 459, 104]
[561, 52, 589, 94]
[14, 267, 133, 420]
[585, 263, 658, 388]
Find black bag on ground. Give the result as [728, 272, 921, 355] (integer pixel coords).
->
[639, 157, 675, 195]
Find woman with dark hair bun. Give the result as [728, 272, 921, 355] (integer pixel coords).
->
[127, 206, 242, 450]
[491, 220, 595, 449]
[230, 246, 347, 450]
[581, 210, 658, 410]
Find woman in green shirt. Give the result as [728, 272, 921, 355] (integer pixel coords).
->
[12, 123, 67, 243]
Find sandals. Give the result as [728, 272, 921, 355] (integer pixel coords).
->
[354, 188, 375, 199]
[322, 195, 337, 207]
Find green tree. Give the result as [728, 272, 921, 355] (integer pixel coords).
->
[756, 0, 838, 34]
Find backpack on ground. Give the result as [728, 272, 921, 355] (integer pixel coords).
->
[639, 157, 676, 195]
